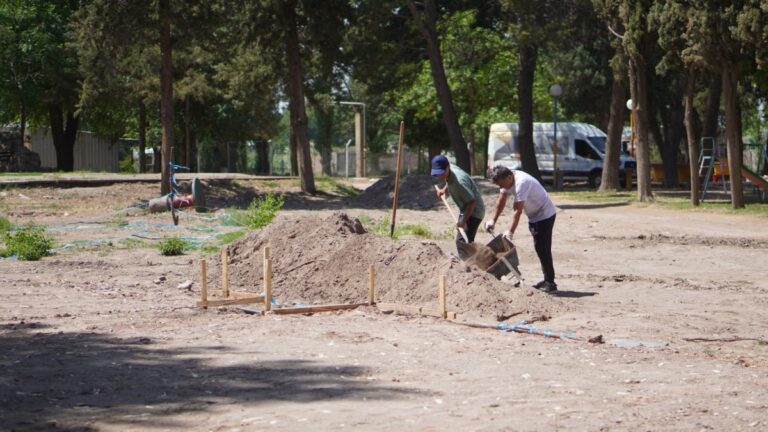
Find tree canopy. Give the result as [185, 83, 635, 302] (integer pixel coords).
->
[0, 0, 766, 204]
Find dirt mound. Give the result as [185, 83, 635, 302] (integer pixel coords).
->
[202, 212, 568, 321]
[346, 174, 440, 209]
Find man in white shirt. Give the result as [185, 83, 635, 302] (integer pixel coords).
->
[485, 165, 558, 293]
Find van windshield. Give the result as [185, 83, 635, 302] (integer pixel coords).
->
[588, 136, 606, 154]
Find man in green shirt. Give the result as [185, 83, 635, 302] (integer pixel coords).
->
[431, 155, 485, 253]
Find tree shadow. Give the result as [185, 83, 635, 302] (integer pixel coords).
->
[0, 326, 418, 431]
[556, 201, 630, 210]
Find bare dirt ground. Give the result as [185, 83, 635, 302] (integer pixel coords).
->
[1, 176, 767, 431]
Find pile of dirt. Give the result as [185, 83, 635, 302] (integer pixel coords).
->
[346, 174, 440, 209]
[201, 212, 568, 321]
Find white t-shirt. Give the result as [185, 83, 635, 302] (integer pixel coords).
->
[500, 170, 557, 223]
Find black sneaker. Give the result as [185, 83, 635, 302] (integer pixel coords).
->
[533, 280, 547, 289]
[536, 281, 558, 293]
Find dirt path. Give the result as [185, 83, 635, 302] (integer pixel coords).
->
[1, 178, 767, 431]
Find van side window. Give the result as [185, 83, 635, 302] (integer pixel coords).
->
[575, 139, 600, 160]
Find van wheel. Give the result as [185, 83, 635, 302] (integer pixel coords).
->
[588, 170, 602, 189]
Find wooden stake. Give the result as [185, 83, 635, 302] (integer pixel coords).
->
[368, 264, 375, 305]
[264, 257, 272, 311]
[439, 274, 447, 319]
[434, 185, 469, 242]
[199, 259, 208, 307]
[390, 120, 405, 238]
[221, 248, 229, 297]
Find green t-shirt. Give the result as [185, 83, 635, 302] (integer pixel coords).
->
[445, 164, 484, 219]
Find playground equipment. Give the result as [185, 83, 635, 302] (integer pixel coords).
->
[698, 137, 727, 201]
[147, 162, 206, 224]
[699, 138, 768, 202]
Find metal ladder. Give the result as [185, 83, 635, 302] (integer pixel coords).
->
[698, 137, 727, 202]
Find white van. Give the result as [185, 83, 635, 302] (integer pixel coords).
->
[487, 122, 636, 188]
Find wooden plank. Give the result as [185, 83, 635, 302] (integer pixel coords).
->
[267, 303, 367, 315]
[196, 297, 265, 307]
[209, 290, 264, 301]
[377, 303, 456, 320]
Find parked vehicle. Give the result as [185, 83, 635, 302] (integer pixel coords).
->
[487, 122, 636, 188]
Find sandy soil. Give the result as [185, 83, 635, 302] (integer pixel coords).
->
[1, 176, 767, 431]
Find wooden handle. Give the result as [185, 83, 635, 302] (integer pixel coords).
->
[434, 185, 469, 242]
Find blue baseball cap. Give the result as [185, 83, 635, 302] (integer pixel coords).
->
[430, 155, 450, 177]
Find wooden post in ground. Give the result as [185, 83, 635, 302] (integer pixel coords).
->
[221, 248, 229, 297]
[439, 274, 447, 319]
[368, 265, 375, 305]
[263, 247, 272, 311]
[389, 120, 405, 238]
[200, 259, 208, 306]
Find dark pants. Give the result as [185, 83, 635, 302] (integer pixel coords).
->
[455, 216, 482, 249]
[529, 214, 556, 284]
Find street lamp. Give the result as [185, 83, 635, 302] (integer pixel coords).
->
[337, 101, 366, 177]
[626, 99, 634, 157]
[549, 84, 563, 190]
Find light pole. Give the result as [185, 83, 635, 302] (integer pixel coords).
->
[337, 101, 366, 177]
[549, 84, 563, 190]
[626, 99, 635, 157]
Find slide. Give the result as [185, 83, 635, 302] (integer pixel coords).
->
[741, 165, 768, 192]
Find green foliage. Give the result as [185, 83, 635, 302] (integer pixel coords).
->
[119, 154, 136, 173]
[158, 236, 189, 256]
[358, 214, 449, 240]
[1, 223, 55, 261]
[315, 176, 360, 197]
[201, 230, 246, 254]
[0, 217, 12, 233]
[120, 238, 150, 250]
[228, 193, 284, 229]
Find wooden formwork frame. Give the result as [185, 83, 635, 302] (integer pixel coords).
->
[197, 248, 457, 320]
[197, 248, 264, 308]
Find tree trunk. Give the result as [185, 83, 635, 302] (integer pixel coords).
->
[601, 80, 626, 191]
[138, 100, 146, 173]
[49, 105, 78, 171]
[468, 128, 476, 176]
[684, 67, 700, 206]
[159, 0, 174, 195]
[722, 65, 744, 209]
[255, 139, 270, 174]
[701, 72, 721, 141]
[289, 132, 298, 176]
[314, 104, 334, 176]
[405, 0, 470, 171]
[19, 103, 27, 151]
[283, 1, 315, 193]
[184, 95, 191, 167]
[628, 57, 653, 201]
[662, 97, 684, 188]
[517, 44, 541, 180]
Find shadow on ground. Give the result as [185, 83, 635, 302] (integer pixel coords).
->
[557, 202, 630, 210]
[552, 290, 597, 298]
[0, 325, 418, 431]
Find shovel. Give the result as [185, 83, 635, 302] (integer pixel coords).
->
[434, 185, 469, 243]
